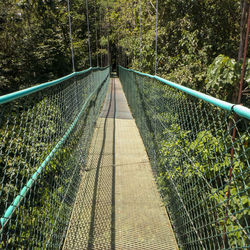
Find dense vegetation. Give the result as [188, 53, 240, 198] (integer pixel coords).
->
[119, 64, 249, 248]
[0, 0, 102, 94]
[1, 0, 249, 103]
[0, 0, 249, 249]
[0, 68, 109, 248]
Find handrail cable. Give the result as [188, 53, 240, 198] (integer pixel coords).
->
[118, 66, 250, 120]
[0, 66, 110, 230]
[118, 64, 250, 248]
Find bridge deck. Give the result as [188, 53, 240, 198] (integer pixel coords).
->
[63, 77, 178, 249]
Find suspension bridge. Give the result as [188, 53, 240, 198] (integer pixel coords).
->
[0, 65, 249, 249]
[1, 0, 250, 247]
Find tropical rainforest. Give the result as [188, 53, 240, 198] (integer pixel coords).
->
[0, 0, 250, 249]
[0, 0, 249, 105]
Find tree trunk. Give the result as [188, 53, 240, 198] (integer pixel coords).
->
[238, 0, 249, 61]
[232, 0, 249, 103]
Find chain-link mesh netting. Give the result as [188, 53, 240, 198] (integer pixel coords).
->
[119, 66, 250, 249]
[0, 67, 110, 249]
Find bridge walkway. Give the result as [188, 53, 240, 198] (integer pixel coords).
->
[63, 76, 178, 249]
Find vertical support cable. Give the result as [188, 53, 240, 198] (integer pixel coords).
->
[95, 0, 99, 67]
[154, 0, 158, 75]
[67, 0, 75, 72]
[107, 0, 110, 67]
[153, 0, 158, 170]
[86, 0, 92, 67]
[99, 6, 103, 67]
[139, 0, 142, 71]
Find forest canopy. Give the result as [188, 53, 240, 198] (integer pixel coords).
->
[0, 1, 249, 249]
[0, 0, 249, 105]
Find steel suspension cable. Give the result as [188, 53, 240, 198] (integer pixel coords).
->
[95, 0, 99, 66]
[99, 6, 103, 67]
[154, 0, 158, 75]
[139, 0, 142, 71]
[67, 0, 75, 72]
[153, 0, 158, 169]
[86, 0, 92, 67]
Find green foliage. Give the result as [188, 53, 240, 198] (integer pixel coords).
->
[206, 54, 250, 102]
[0, 68, 110, 248]
[120, 67, 250, 248]
[158, 116, 250, 248]
[158, 115, 250, 247]
[0, 0, 102, 95]
[106, 0, 242, 95]
[206, 55, 240, 101]
[0, 97, 66, 217]
[0, 0, 245, 100]
[0, 0, 249, 248]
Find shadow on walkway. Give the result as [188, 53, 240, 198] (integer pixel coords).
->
[86, 77, 116, 249]
[63, 76, 117, 249]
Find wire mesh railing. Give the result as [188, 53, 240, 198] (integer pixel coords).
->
[119, 65, 250, 249]
[0, 66, 110, 249]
